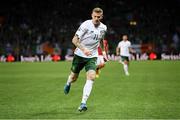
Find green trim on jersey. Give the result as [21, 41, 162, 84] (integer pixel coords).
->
[71, 55, 97, 73]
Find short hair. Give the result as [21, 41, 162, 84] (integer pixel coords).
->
[92, 7, 103, 14]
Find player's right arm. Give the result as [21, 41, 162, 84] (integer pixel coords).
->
[116, 43, 121, 56]
[129, 47, 136, 53]
[73, 21, 92, 56]
[72, 35, 91, 56]
[128, 42, 136, 54]
[116, 47, 120, 56]
[100, 39, 109, 61]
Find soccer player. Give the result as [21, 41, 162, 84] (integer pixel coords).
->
[96, 39, 109, 78]
[116, 35, 135, 76]
[63, 7, 107, 112]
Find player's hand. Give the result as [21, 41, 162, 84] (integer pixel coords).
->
[130, 48, 136, 54]
[82, 48, 92, 56]
[131, 50, 136, 54]
[102, 51, 109, 62]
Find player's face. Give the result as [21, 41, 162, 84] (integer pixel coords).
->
[91, 12, 103, 26]
[122, 35, 128, 41]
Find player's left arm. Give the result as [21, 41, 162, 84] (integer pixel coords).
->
[116, 46, 120, 56]
[128, 42, 136, 54]
[100, 30, 105, 51]
[129, 46, 136, 54]
[100, 39, 105, 52]
[100, 32, 108, 61]
[103, 39, 109, 53]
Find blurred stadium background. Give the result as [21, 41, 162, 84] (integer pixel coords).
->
[0, 0, 180, 62]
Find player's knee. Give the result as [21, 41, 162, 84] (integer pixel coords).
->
[87, 70, 96, 80]
[98, 63, 105, 69]
[124, 61, 128, 64]
[88, 74, 96, 80]
[72, 76, 78, 81]
[69, 73, 78, 82]
[100, 63, 105, 68]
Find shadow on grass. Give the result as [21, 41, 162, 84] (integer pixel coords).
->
[28, 107, 88, 119]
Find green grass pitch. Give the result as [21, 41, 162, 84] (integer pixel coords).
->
[0, 61, 180, 119]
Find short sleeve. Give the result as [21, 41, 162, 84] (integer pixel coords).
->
[117, 42, 121, 48]
[75, 21, 88, 39]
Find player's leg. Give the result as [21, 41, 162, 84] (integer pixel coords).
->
[64, 72, 79, 94]
[96, 56, 101, 77]
[82, 70, 96, 104]
[64, 55, 84, 94]
[121, 56, 130, 76]
[78, 70, 95, 112]
[78, 57, 97, 112]
[119, 55, 124, 64]
[66, 72, 79, 85]
[123, 58, 129, 76]
[96, 55, 105, 78]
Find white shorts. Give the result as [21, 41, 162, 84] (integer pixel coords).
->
[96, 55, 105, 66]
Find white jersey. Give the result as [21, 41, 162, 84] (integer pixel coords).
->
[117, 40, 131, 57]
[74, 20, 107, 58]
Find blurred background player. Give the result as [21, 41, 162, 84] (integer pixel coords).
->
[96, 39, 109, 78]
[63, 7, 107, 112]
[116, 35, 135, 76]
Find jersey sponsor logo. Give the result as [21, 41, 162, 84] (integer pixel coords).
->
[100, 30, 105, 34]
[100, 30, 106, 39]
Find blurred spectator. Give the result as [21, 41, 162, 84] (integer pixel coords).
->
[172, 31, 180, 52]
[53, 42, 62, 55]
[7, 54, 15, 62]
[0, 0, 179, 61]
[5, 43, 13, 55]
[42, 41, 54, 55]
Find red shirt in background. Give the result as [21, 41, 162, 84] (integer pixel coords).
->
[98, 39, 109, 55]
[7, 54, 15, 62]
